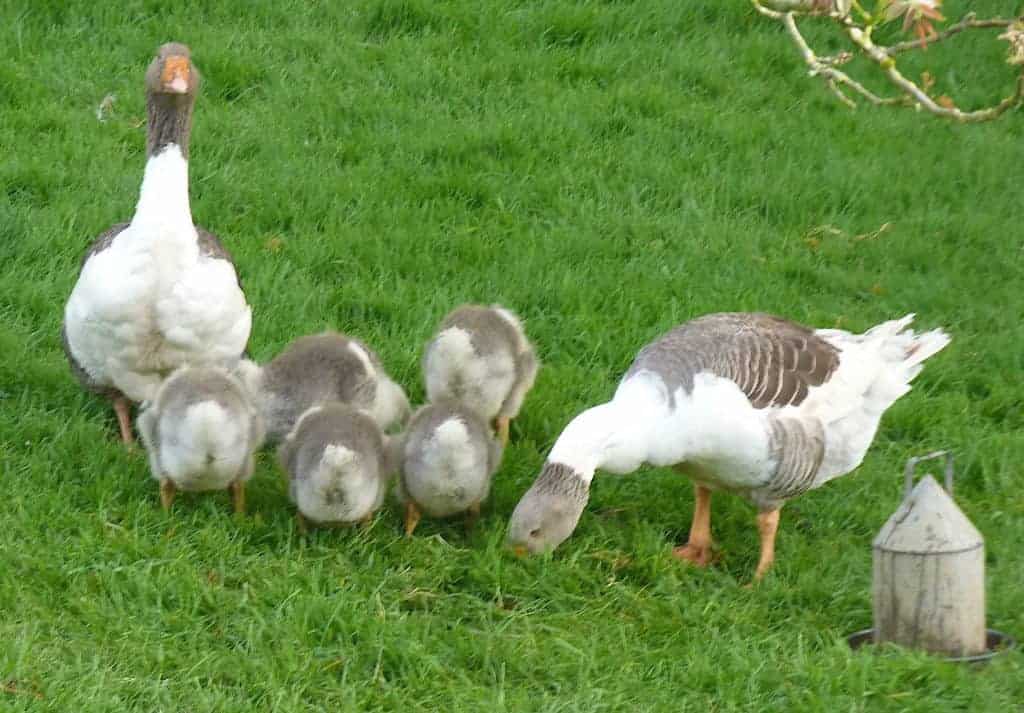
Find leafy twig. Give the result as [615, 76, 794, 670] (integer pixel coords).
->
[751, 0, 1024, 122]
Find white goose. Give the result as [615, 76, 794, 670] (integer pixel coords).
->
[62, 43, 251, 443]
[507, 312, 950, 580]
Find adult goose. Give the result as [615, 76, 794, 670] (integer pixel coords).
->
[507, 312, 950, 580]
[62, 43, 251, 443]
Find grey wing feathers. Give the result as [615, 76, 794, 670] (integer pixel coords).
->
[759, 416, 826, 505]
[196, 226, 236, 263]
[79, 223, 234, 265]
[627, 313, 840, 410]
[63, 222, 132, 396]
[79, 222, 130, 267]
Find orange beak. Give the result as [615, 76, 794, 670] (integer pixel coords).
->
[511, 545, 529, 558]
[161, 55, 190, 94]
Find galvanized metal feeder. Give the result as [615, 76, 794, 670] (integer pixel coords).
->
[847, 451, 1016, 663]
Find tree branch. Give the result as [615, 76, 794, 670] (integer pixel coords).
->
[845, 20, 1024, 122]
[885, 13, 1014, 55]
[778, 10, 906, 107]
[751, 0, 1024, 122]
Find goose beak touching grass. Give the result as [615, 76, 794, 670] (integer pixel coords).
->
[506, 312, 950, 581]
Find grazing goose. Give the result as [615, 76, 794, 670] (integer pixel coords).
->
[278, 403, 394, 530]
[506, 312, 950, 581]
[395, 400, 504, 536]
[237, 331, 409, 444]
[137, 365, 263, 513]
[63, 43, 250, 443]
[423, 304, 538, 446]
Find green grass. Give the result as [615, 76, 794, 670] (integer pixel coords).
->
[2, 0, 1024, 710]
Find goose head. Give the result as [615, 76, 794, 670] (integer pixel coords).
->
[506, 461, 590, 556]
[144, 43, 201, 158]
[146, 43, 200, 97]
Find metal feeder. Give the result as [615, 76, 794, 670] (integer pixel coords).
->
[847, 451, 1016, 663]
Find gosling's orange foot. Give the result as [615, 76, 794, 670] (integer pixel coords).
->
[672, 543, 715, 567]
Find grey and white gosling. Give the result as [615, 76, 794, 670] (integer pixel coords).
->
[423, 304, 538, 446]
[238, 331, 409, 444]
[278, 402, 395, 530]
[138, 365, 264, 513]
[394, 400, 504, 536]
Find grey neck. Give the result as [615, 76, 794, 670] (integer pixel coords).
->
[533, 462, 590, 503]
[146, 93, 194, 159]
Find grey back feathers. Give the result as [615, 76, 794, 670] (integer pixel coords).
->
[137, 365, 263, 490]
[423, 304, 538, 422]
[396, 400, 503, 518]
[627, 312, 839, 410]
[249, 332, 409, 443]
[277, 403, 392, 525]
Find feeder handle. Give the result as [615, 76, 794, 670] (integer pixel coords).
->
[904, 450, 954, 499]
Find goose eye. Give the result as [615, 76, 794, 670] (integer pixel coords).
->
[529, 528, 541, 538]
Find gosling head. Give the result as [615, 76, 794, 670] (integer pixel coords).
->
[506, 462, 590, 556]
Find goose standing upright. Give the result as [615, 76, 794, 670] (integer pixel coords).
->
[507, 313, 950, 581]
[63, 43, 251, 443]
[423, 304, 538, 446]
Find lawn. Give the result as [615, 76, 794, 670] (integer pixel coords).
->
[2, 0, 1023, 710]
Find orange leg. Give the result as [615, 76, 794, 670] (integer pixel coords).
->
[160, 479, 176, 510]
[229, 481, 246, 515]
[495, 416, 510, 448]
[113, 395, 134, 445]
[404, 501, 422, 537]
[672, 484, 715, 566]
[752, 509, 781, 582]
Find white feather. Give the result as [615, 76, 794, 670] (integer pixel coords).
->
[156, 400, 248, 491]
[63, 145, 251, 403]
[404, 417, 489, 517]
[424, 326, 515, 421]
[295, 444, 383, 525]
[547, 314, 949, 501]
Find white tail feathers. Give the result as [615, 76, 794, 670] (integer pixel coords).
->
[183, 401, 231, 453]
[427, 419, 478, 486]
[321, 444, 359, 473]
[904, 328, 951, 370]
[870, 314, 951, 384]
[424, 327, 475, 401]
[434, 418, 470, 451]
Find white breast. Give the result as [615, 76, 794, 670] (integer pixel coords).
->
[63, 147, 250, 402]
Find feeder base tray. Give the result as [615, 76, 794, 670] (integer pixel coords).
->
[846, 628, 1016, 664]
